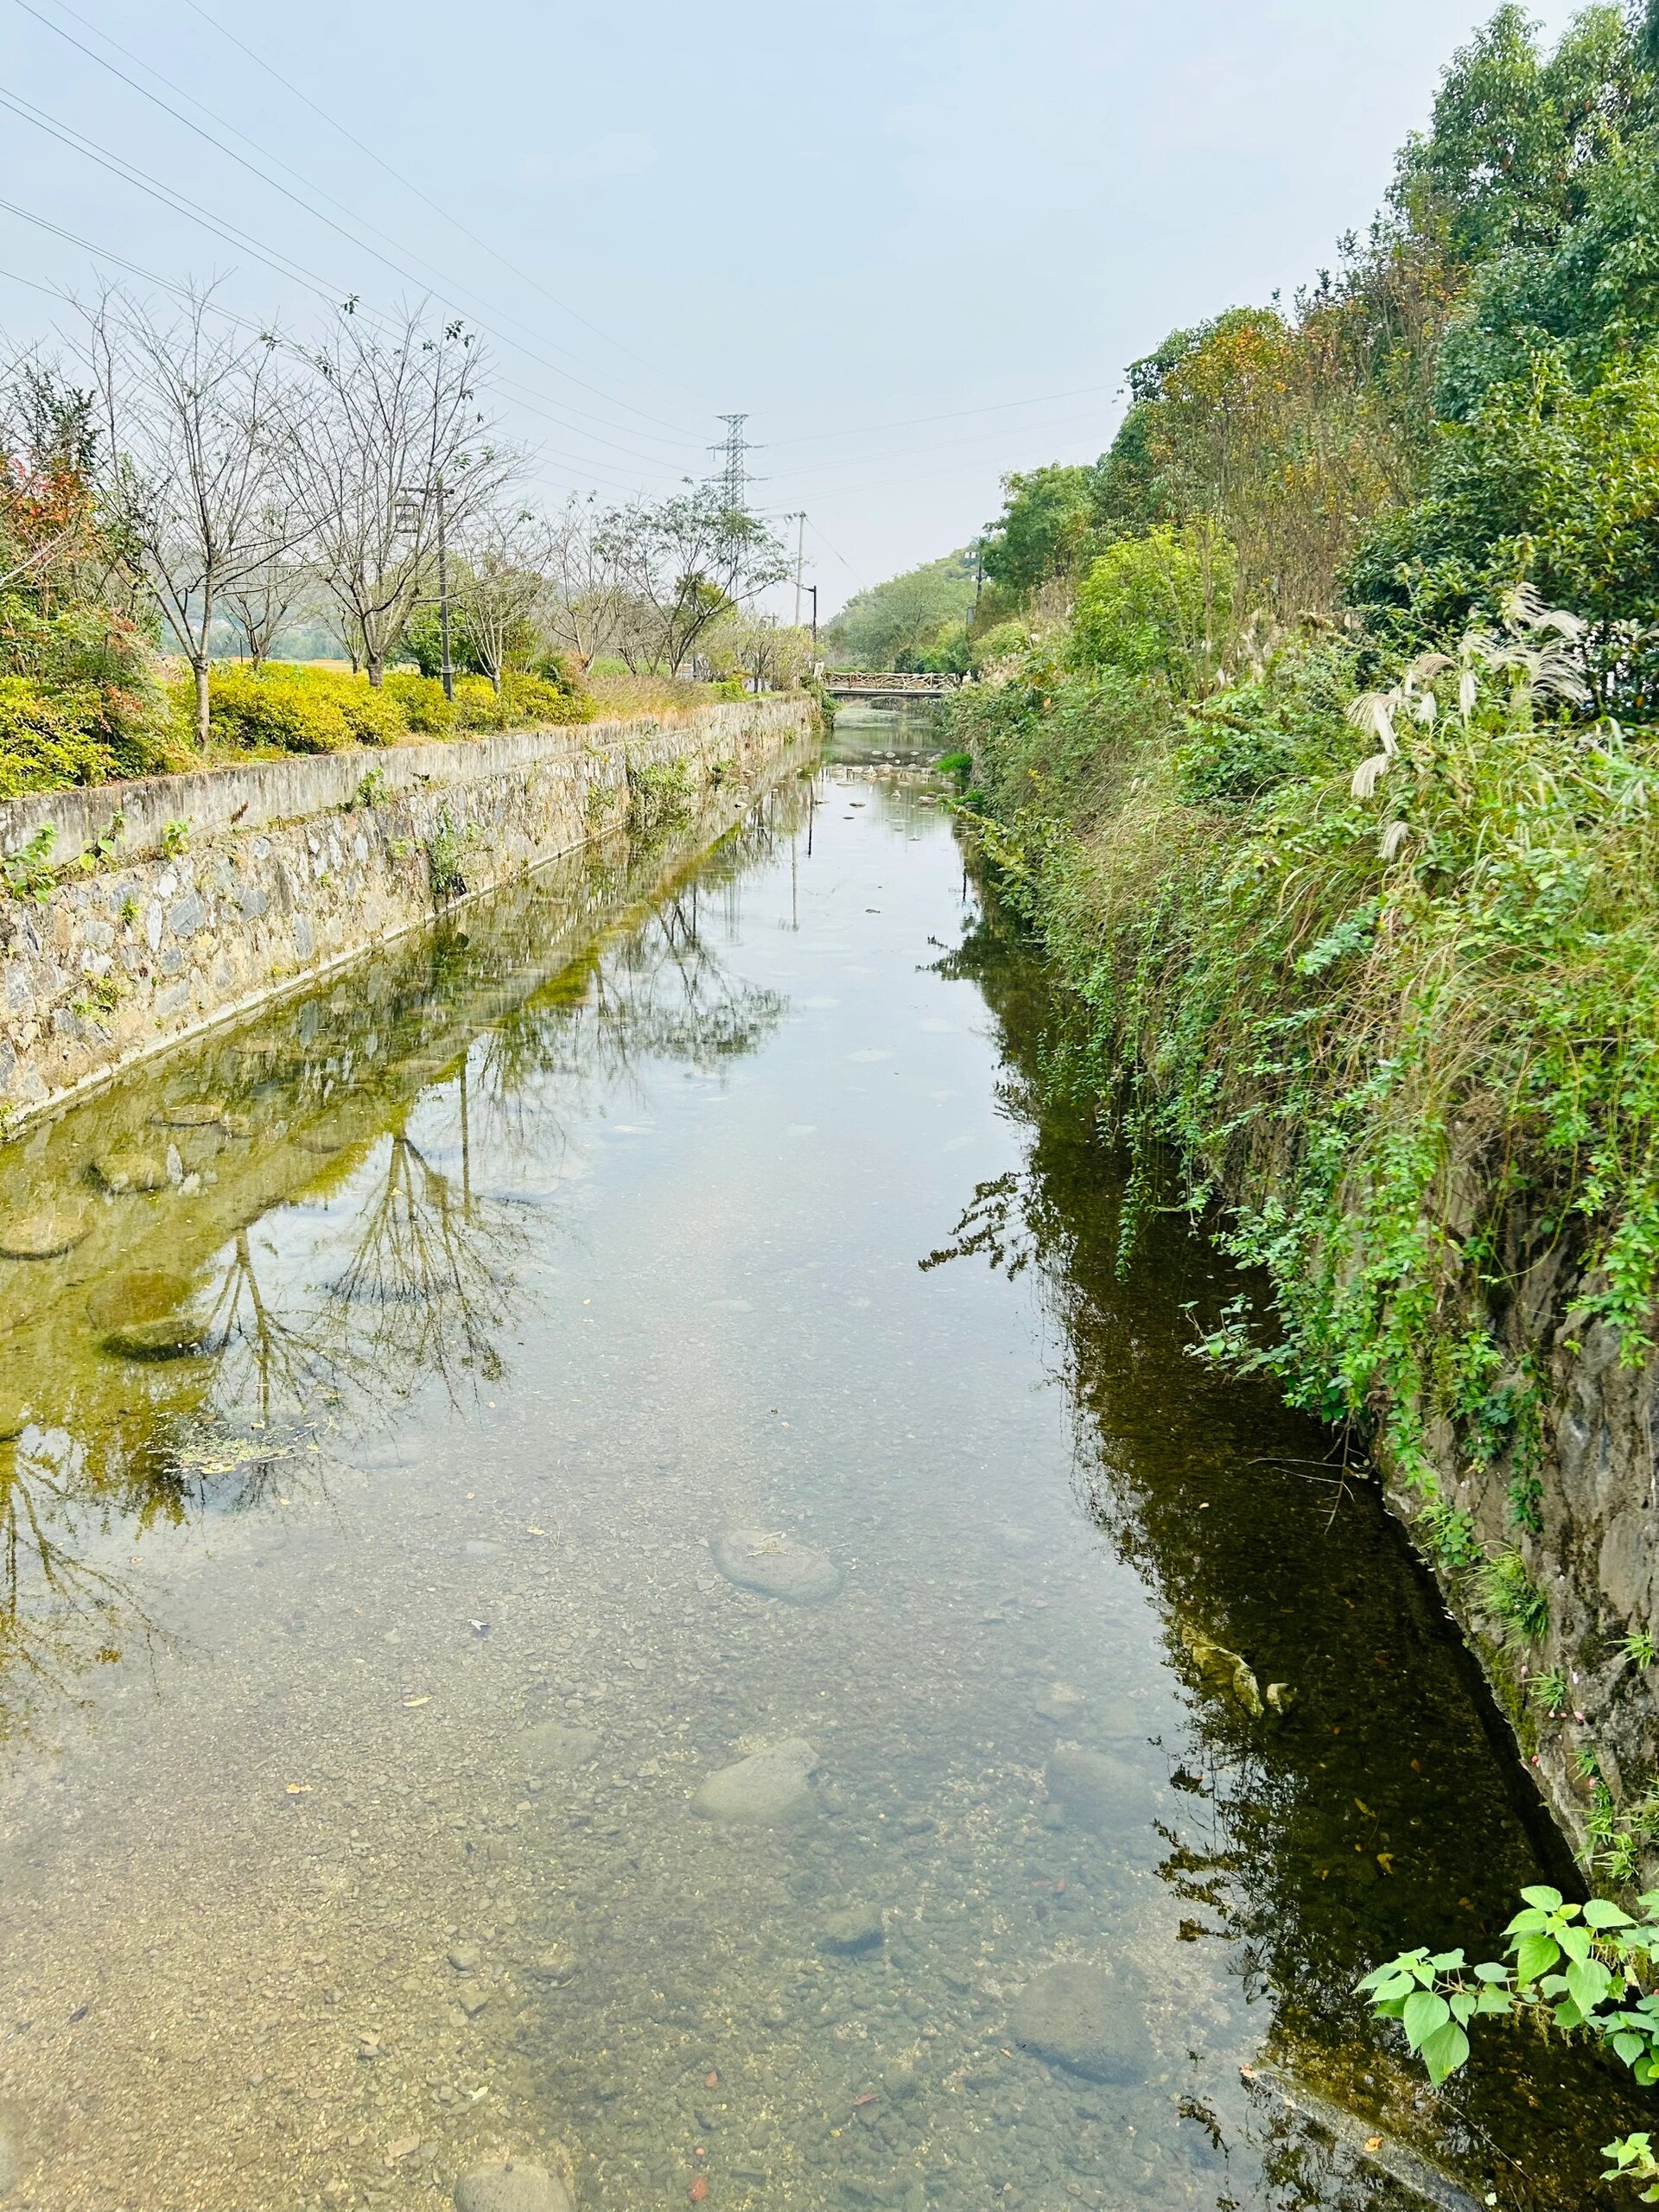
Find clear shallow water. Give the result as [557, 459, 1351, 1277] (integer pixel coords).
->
[0, 721, 1643, 2211]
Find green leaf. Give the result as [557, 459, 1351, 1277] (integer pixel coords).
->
[1614, 2032, 1646, 2066]
[1506, 1908, 1550, 1935]
[1476, 1986, 1513, 2015]
[1520, 1885, 1565, 1911]
[1559, 1924, 1592, 1967]
[1449, 1992, 1476, 2025]
[1514, 1932, 1560, 1984]
[1586, 1899, 1636, 1929]
[1420, 2018, 1471, 2085]
[1402, 1989, 1450, 2052]
[1473, 1961, 1511, 1983]
[1428, 1948, 1466, 1972]
[1567, 1957, 1613, 2015]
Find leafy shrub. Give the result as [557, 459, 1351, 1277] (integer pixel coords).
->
[0, 593, 172, 779]
[1070, 522, 1235, 689]
[0, 677, 129, 797]
[200, 665, 353, 753]
[501, 671, 593, 726]
[383, 671, 454, 734]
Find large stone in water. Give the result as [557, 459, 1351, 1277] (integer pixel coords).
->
[1011, 1963, 1145, 2084]
[151, 1101, 226, 1128]
[0, 1212, 89, 1260]
[102, 1313, 214, 1363]
[1045, 1747, 1151, 1835]
[517, 1720, 601, 1776]
[92, 1151, 168, 1194]
[693, 1738, 819, 1826]
[454, 2158, 573, 2212]
[713, 1528, 842, 1605]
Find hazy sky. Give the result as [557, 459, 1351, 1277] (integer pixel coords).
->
[1, 0, 1585, 612]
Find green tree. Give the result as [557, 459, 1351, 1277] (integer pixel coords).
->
[824, 550, 975, 669]
[978, 463, 1099, 599]
[1390, 4, 1648, 266]
[1069, 523, 1234, 690]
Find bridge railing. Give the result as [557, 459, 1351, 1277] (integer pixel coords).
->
[822, 670, 964, 694]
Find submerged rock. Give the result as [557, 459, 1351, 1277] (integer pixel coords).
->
[91, 1151, 168, 1194]
[716, 1530, 844, 1601]
[820, 1904, 884, 1954]
[1045, 1747, 1151, 1834]
[454, 2157, 573, 2212]
[1034, 1681, 1087, 1724]
[102, 1314, 215, 1363]
[713, 1528, 842, 1605]
[0, 1212, 89, 1261]
[151, 1101, 226, 1128]
[1011, 1963, 1145, 2084]
[517, 1720, 601, 1776]
[693, 1738, 819, 1826]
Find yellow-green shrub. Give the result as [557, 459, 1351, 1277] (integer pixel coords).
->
[0, 677, 127, 797]
[196, 664, 408, 754]
[502, 671, 593, 726]
[384, 671, 454, 735]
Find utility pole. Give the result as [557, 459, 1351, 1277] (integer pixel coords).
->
[786, 512, 806, 626]
[435, 476, 454, 703]
[806, 583, 818, 655]
[972, 537, 983, 629]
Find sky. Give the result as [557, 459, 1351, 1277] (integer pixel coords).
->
[0, 0, 1587, 614]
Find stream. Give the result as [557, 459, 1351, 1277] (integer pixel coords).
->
[0, 714, 1645, 2211]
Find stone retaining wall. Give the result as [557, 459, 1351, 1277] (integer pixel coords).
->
[0, 696, 814, 1124]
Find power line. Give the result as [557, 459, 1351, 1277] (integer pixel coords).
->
[10, 0, 706, 463]
[763, 381, 1123, 448]
[175, 0, 713, 418]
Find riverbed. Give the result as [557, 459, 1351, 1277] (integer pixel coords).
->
[0, 716, 1643, 2210]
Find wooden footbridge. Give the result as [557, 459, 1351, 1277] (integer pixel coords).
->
[822, 670, 964, 702]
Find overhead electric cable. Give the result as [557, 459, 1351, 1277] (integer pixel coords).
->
[764, 383, 1122, 447]
[174, 0, 713, 420]
[10, 0, 704, 467]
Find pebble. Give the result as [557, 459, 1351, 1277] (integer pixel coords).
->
[1010, 1962, 1146, 2084]
[524, 1946, 578, 1984]
[1033, 1682, 1087, 1723]
[820, 1904, 884, 1954]
[0, 1211, 89, 1260]
[453, 2157, 573, 2212]
[454, 1981, 490, 2017]
[448, 1944, 480, 1973]
[1044, 1747, 1151, 1835]
[691, 1738, 819, 1826]
[712, 1528, 843, 1605]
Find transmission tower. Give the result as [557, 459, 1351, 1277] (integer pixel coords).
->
[709, 413, 763, 509]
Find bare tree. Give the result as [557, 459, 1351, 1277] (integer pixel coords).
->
[91, 287, 295, 743]
[454, 501, 549, 690]
[595, 488, 789, 673]
[702, 609, 814, 691]
[536, 492, 631, 671]
[279, 307, 512, 686]
[223, 534, 315, 667]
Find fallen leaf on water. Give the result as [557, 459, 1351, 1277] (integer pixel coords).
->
[285, 1783, 312, 1796]
[527, 1525, 546, 1536]
[1376, 1852, 1395, 1875]
[688, 2180, 708, 2204]
[850, 2093, 876, 2108]
[402, 1696, 430, 1709]
[1354, 1797, 1375, 1818]
[1365, 2136, 1383, 2153]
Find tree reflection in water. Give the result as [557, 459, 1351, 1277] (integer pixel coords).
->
[0, 815, 791, 1735]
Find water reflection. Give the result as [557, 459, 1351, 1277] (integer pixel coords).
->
[940, 899, 1641, 2208]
